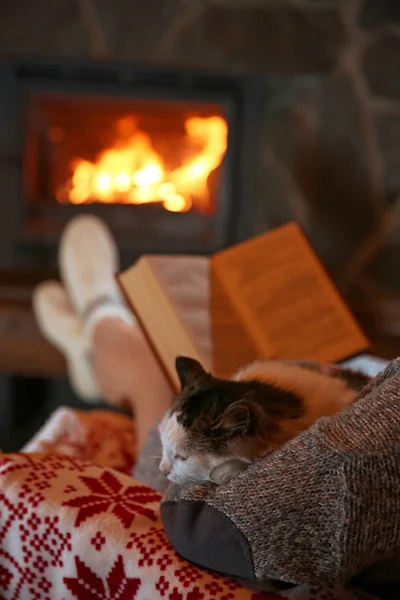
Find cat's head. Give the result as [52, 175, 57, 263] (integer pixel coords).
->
[158, 356, 302, 484]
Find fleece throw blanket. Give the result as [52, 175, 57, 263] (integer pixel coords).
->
[0, 399, 381, 600]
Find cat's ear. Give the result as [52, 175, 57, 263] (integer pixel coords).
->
[215, 401, 252, 435]
[175, 356, 207, 389]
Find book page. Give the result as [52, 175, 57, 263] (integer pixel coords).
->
[147, 256, 212, 370]
[211, 264, 261, 378]
[212, 222, 369, 364]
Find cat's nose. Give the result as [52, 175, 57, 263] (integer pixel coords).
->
[159, 461, 171, 477]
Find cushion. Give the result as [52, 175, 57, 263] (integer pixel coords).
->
[156, 361, 400, 588]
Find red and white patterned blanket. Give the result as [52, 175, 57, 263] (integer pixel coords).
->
[0, 407, 374, 600]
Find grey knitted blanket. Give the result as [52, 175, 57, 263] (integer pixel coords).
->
[136, 359, 400, 591]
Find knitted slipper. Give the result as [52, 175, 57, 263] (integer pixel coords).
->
[32, 281, 100, 401]
[58, 215, 135, 344]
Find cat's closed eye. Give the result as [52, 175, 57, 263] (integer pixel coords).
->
[175, 455, 188, 461]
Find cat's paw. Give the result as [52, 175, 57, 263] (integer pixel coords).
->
[209, 459, 248, 485]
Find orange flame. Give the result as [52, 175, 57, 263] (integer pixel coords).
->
[57, 115, 227, 213]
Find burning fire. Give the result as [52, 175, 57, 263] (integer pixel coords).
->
[57, 115, 227, 213]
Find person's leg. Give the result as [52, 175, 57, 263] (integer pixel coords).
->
[59, 214, 174, 450]
[34, 214, 173, 453]
[34, 283, 173, 451]
[91, 316, 172, 451]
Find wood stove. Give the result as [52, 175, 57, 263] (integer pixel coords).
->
[0, 59, 265, 276]
[0, 59, 265, 452]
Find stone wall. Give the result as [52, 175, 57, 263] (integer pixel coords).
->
[1, 0, 400, 346]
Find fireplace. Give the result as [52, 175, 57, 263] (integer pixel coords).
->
[0, 59, 265, 276]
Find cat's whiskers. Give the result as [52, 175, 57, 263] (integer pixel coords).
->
[139, 453, 163, 461]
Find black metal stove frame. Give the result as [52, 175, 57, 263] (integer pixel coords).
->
[0, 58, 265, 276]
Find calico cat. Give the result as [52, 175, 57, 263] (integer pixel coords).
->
[159, 356, 368, 485]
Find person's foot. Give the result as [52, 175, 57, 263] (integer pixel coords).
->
[58, 215, 135, 342]
[32, 281, 100, 401]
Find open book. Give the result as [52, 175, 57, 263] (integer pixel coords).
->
[118, 222, 369, 390]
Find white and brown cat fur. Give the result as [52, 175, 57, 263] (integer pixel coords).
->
[159, 357, 368, 486]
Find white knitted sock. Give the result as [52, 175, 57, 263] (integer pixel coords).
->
[83, 297, 137, 348]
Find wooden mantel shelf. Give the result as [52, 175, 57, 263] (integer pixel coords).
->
[0, 299, 66, 377]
